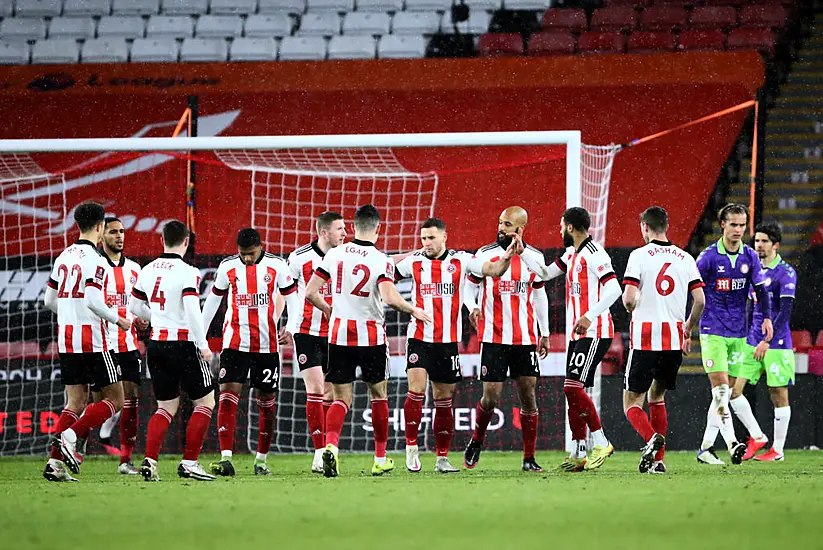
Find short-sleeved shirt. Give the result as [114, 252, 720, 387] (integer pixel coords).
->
[697, 240, 766, 338]
[314, 238, 394, 347]
[287, 241, 333, 338]
[746, 255, 796, 349]
[104, 255, 141, 353]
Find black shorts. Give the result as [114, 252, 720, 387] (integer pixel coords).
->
[479, 343, 539, 382]
[146, 340, 214, 402]
[406, 338, 462, 384]
[624, 349, 683, 393]
[566, 338, 612, 388]
[293, 333, 329, 373]
[60, 351, 120, 389]
[118, 350, 142, 385]
[219, 348, 281, 393]
[326, 344, 388, 385]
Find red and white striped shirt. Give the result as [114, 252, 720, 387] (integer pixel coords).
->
[395, 250, 481, 344]
[47, 240, 112, 354]
[287, 241, 332, 338]
[468, 243, 545, 346]
[623, 240, 704, 351]
[104, 255, 141, 353]
[315, 239, 394, 347]
[556, 237, 616, 341]
[211, 252, 297, 353]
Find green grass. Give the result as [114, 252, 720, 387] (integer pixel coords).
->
[1, 451, 822, 550]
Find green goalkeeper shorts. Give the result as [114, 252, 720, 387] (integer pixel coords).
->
[699, 334, 748, 377]
[739, 345, 795, 387]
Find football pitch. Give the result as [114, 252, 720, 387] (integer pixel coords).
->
[2, 451, 821, 550]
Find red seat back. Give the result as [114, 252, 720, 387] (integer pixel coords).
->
[739, 4, 787, 29]
[628, 30, 677, 52]
[541, 9, 588, 33]
[578, 31, 626, 53]
[641, 6, 687, 31]
[792, 330, 812, 351]
[528, 31, 576, 56]
[727, 28, 775, 57]
[591, 7, 638, 32]
[477, 33, 525, 57]
[678, 29, 726, 50]
[689, 6, 738, 30]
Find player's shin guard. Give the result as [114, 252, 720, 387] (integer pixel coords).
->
[713, 384, 737, 449]
[626, 405, 655, 441]
[256, 397, 276, 457]
[372, 398, 389, 459]
[773, 406, 791, 455]
[649, 401, 667, 461]
[521, 409, 539, 460]
[183, 406, 213, 461]
[145, 408, 173, 461]
[120, 398, 139, 464]
[730, 395, 764, 440]
[324, 400, 349, 448]
[404, 391, 424, 446]
[217, 391, 239, 456]
[306, 393, 326, 451]
[433, 398, 453, 457]
[472, 402, 495, 445]
[49, 409, 79, 460]
[68, 399, 117, 439]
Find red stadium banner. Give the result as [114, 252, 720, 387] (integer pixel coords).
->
[0, 53, 763, 256]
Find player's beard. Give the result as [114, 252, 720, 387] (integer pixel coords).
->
[496, 231, 512, 250]
[562, 229, 574, 248]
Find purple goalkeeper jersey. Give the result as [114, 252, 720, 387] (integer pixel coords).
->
[697, 240, 766, 338]
[747, 255, 796, 349]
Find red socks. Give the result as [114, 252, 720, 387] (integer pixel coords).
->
[404, 391, 424, 446]
[217, 391, 239, 454]
[626, 405, 655, 442]
[306, 392, 325, 450]
[50, 409, 78, 460]
[183, 405, 213, 461]
[323, 400, 332, 423]
[649, 401, 667, 461]
[324, 400, 349, 448]
[257, 397, 276, 456]
[145, 408, 173, 461]
[472, 402, 495, 444]
[520, 409, 539, 460]
[69, 399, 116, 439]
[119, 398, 138, 464]
[433, 398, 453, 457]
[371, 398, 389, 458]
[563, 381, 588, 441]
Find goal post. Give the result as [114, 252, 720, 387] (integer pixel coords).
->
[0, 131, 620, 457]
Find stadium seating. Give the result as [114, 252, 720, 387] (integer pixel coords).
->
[688, 6, 738, 30]
[48, 17, 96, 39]
[97, 16, 145, 39]
[328, 35, 377, 59]
[378, 34, 427, 57]
[299, 13, 341, 36]
[16, 0, 63, 18]
[147, 15, 195, 38]
[229, 37, 278, 60]
[196, 15, 244, 38]
[639, 6, 687, 32]
[392, 12, 441, 35]
[63, 0, 111, 17]
[211, 0, 259, 14]
[278, 35, 327, 60]
[578, 31, 626, 54]
[82, 37, 130, 63]
[727, 28, 776, 57]
[130, 37, 179, 62]
[258, 0, 306, 15]
[628, 30, 676, 52]
[590, 7, 638, 33]
[815, 330, 823, 348]
[540, 9, 588, 34]
[0, 18, 47, 41]
[527, 30, 575, 56]
[678, 29, 726, 51]
[739, 4, 787, 29]
[342, 12, 391, 35]
[162, 0, 209, 16]
[244, 14, 293, 38]
[32, 38, 81, 64]
[792, 330, 812, 352]
[180, 37, 229, 61]
[477, 32, 524, 56]
[112, 0, 160, 16]
[0, 40, 30, 64]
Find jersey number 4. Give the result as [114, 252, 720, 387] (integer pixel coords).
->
[56, 264, 83, 299]
[656, 262, 675, 296]
[335, 262, 371, 297]
[151, 279, 166, 310]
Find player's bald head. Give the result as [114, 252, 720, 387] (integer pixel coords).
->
[500, 206, 528, 229]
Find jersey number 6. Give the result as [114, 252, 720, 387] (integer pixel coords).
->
[655, 262, 675, 296]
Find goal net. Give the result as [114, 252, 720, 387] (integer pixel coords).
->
[0, 133, 619, 457]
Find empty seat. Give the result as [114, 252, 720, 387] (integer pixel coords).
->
[278, 35, 326, 59]
[464, 0, 502, 11]
[426, 33, 474, 56]
[541, 9, 587, 33]
[378, 34, 426, 58]
[130, 36, 179, 61]
[442, 10, 491, 34]
[627, 30, 675, 52]
[196, 15, 243, 38]
[112, 0, 159, 15]
[147, 15, 195, 37]
[477, 32, 523, 56]
[488, 9, 539, 34]
[327, 34, 375, 58]
[356, 0, 403, 11]
[1, 18, 47, 40]
[677, 28, 725, 51]
[343, 12, 390, 35]
[229, 36, 278, 60]
[590, 7, 637, 32]
[63, 0, 112, 17]
[258, 0, 306, 14]
[577, 30, 625, 53]
[16, 0, 62, 17]
[727, 28, 775, 57]
[392, 11, 440, 34]
[0, 2, 10, 16]
[306, 0, 353, 11]
[527, 30, 574, 55]
[404, 0, 451, 11]
[696, 0, 746, 6]
[739, 4, 787, 29]
[792, 330, 812, 352]
[81, 37, 128, 62]
[0, 40, 30, 64]
[48, 16, 96, 39]
[602, 0, 650, 7]
[97, 16, 145, 38]
[244, 14, 293, 37]
[211, 0, 258, 14]
[504, 0, 551, 10]
[161, 0, 208, 15]
[32, 38, 80, 63]
[180, 37, 228, 61]
[689, 6, 737, 30]
[816, 330, 823, 348]
[640, 6, 686, 31]
[298, 12, 340, 35]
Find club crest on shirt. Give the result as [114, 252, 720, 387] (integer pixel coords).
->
[575, 263, 583, 273]
[481, 365, 488, 376]
[447, 264, 456, 273]
[298, 354, 307, 365]
[263, 274, 272, 283]
[219, 368, 226, 379]
[764, 277, 772, 286]
[130, 275, 137, 284]
[741, 263, 749, 274]
[409, 353, 419, 364]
